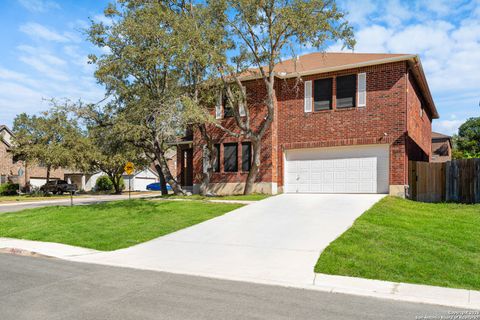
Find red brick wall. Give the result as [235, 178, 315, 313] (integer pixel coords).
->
[406, 72, 432, 162]
[276, 62, 409, 186]
[191, 80, 275, 185]
[190, 61, 431, 190]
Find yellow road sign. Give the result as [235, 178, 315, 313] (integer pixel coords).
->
[124, 162, 135, 175]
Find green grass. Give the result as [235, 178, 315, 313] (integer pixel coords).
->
[159, 193, 271, 201]
[0, 200, 243, 251]
[315, 196, 480, 291]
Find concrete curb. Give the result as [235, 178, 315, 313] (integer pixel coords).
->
[313, 273, 480, 310]
[0, 238, 100, 258]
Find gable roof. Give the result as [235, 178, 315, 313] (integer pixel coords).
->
[0, 125, 13, 148]
[241, 52, 439, 119]
[273, 52, 408, 75]
[432, 132, 452, 140]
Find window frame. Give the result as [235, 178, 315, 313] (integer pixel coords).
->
[313, 77, 333, 111]
[223, 143, 238, 172]
[336, 74, 357, 109]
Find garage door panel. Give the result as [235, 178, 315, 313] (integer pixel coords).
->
[284, 145, 389, 194]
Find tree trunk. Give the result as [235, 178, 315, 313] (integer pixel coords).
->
[46, 165, 51, 183]
[153, 141, 185, 195]
[155, 162, 169, 195]
[110, 173, 123, 194]
[244, 139, 261, 195]
[199, 125, 216, 196]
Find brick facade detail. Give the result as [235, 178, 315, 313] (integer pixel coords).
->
[184, 60, 433, 193]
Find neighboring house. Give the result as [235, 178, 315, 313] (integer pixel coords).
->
[176, 52, 438, 197]
[0, 125, 64, 188]
[431, 132, 452, 163]
[66, 168, 159, 192]
[64, 171, 104, 191]
[123, 168, 159, 191]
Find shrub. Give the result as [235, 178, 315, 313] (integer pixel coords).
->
[95, 176, 126, 192]
[95, 175, 113, 192]
[0, 182, 19, 196]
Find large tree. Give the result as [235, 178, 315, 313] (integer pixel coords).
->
[88, 0, 228, 196]
[73, 102, 149, 194]
[12, 105, 83, 183]
[453, 117, 480, 159]
[212, 0, 355, 194]
[87, 1, 187, 195]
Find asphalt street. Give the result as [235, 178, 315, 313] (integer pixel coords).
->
[0, 253, 467, 320]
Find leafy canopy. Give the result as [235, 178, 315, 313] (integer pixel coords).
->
[453, 117, 480, 158]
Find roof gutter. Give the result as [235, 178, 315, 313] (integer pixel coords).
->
[407, 56, 439, 119]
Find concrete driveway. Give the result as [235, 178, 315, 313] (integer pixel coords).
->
[73, 194, 385, 286]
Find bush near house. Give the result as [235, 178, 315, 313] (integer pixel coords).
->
[0, 183, 19, 196]
[95, 175, 125, 192]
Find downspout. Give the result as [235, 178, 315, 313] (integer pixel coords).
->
[405, 65, 410, 196]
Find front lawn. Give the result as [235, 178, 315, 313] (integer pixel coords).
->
[160, 193, 271, 201]
[0, 200, 243, 251]
[315, 197, 480, 291]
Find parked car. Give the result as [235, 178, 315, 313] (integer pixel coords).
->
[146, 182, 172, 192]
[40, 180, 78, 195]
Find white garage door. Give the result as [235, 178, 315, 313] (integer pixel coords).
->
[133, 177, 157, 191]
[30, 178, 47, 188]
[284, 145, 389, 194]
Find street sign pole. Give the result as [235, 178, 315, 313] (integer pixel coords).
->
[124, 162, 135, 201]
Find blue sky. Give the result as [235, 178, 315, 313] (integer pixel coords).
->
[0, 0, 479, 135]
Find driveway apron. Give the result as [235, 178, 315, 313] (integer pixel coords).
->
[72, 194, 385, 286]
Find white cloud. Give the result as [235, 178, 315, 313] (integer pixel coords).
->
[0, 68, 27, 82]
[17, 0, 59, 13]
[332, 0, 480, 128]
[19, 22, 70, 42]
[93, 14, 114, 26]
[19, 56, 69, 81]
[433, 119, 465, 135]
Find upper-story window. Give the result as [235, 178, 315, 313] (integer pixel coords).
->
[313, 78, 333, 111]
[336, 74, 357, 108]
[216, 87, 246, 119]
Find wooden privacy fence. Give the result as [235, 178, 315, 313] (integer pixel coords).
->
[408, 159, 480, 203]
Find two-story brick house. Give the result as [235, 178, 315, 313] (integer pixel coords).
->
[0, 125, 64, 188]
[177, 52, 438, 197]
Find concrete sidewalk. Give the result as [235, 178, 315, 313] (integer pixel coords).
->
[0, 193, 160, 213]
[1, 237, 479, 310]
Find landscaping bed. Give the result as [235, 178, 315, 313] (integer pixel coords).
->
[315, 196, 480, 291]
[0, 199, 243, 251]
